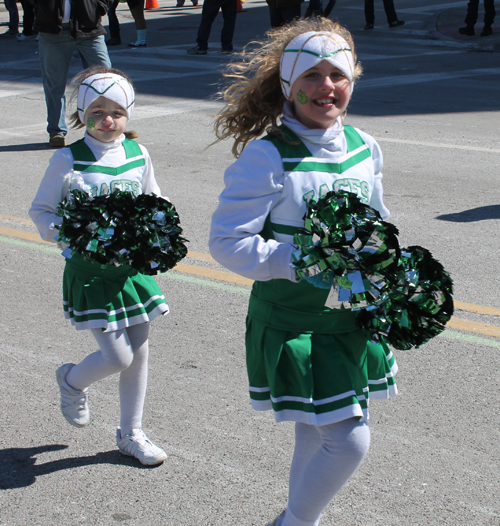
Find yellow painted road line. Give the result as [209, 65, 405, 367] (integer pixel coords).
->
[0, 225, 247, 284]
[186, 250, 216, 262]
[2, 224, 500, 338]
[453, 301, 500, 317]
[446, 318, 500, 338]
[0, 226, 53, 245]
[0, 214, 33, 226]
[0, 223, 217, 262]
[175, 263, 253, 286]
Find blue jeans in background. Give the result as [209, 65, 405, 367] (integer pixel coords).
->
[38, 29, 111, 136]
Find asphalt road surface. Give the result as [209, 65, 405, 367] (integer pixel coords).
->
[0, 1, 499, 525]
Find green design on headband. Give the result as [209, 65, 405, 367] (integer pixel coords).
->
[87, 117, 96, 130]
[81, 79, 135, 110]
[296, 89, 309, 105]
[283, 47, 351, 59]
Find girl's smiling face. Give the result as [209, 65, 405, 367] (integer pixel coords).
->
[84, 96, 128, 143]
[290, 60, 351, 130]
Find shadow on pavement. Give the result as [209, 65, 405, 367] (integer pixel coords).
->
[0, 444, 158, 489]
[0, 143, 55, 152]
[1, 3, 500, 123]
[436, 204, 500, 222]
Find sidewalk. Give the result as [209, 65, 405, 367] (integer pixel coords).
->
[429, 4, 500, 51]
[1, 1, 499, 51]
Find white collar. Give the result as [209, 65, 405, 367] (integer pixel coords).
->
[84, 131, 126, 152]
[281, 102, 344, 149]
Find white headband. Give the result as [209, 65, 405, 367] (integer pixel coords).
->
[77, 73, 135, 123]
[280, 32, 355, 100]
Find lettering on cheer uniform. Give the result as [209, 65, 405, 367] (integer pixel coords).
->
[86, 179, 141, 198]
[304, 178, 370, 204]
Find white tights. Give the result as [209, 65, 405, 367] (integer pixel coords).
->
[65, 324, 149, 436]
[283, 418, 371, 526]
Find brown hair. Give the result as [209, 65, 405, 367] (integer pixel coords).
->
[68, 66, 138, 140]
[213, 18, 362, 158]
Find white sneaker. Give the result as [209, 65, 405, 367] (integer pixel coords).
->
[116, 428, 168, 466]
[16, 33, 36, 41]
[266, 511, 285, 526]
[56, 363, 90, 427]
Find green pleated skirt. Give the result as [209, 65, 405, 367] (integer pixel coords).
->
[246, 292, 397, 425]
[62, 253, 169, 332]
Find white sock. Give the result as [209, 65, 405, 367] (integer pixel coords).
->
[135, 29, 147, 44]
[66, 324, 150, 435]
[118, 324, 149, 435]
[283, 418, 371, 526]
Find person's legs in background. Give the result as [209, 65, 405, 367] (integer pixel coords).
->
[364, 0, 375, 29]
[382, 0, 398, 24]
[16, 0, 37, 40]
[268, 6, 284, 28]
[187, 0, 221, 54]
[268, 4, 301, 28]
[304, 0, 323, 18]
[364, 0, 403, 29]
[220, 0, 237, 52]
[460, 0, 479, 35]
[481, 0, 496, 35]
[2, 0, 19, 35]
[76, 34, 112, 70]
[128, 0, 148, 47]
[38, 32, 110, 146]
[38, 30, 76, 145]
[107, 0, 122, 45]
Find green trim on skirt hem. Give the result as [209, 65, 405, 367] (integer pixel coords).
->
[245, 293, 398, 426]
[62, 253, 169, 331]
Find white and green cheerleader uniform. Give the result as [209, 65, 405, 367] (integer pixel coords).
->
[30, 132, 169, 332]
[209, 110, 397, 426]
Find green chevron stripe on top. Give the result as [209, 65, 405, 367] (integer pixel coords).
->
[73, 159, 145, 175]
[262, 124, 366, 162]
[69, 138, 145, 175]
[282, 148, 371, 173]
[70, 138, 143, 161]
[122, 138, 142, 159]
[262, 125, 313, 158]
[343, 125, 366, 152]
[69, 138, 97, 163]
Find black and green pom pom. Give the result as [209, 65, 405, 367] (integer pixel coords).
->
[55, 190, 188, 275]
[292, 190, 453, 349]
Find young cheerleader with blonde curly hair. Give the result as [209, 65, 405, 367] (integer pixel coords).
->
[210, 18, 397, 526]
[30, 66, 170, 466]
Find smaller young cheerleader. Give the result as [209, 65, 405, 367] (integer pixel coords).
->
[210, 18, 398, 526]
[30, 66, 169, 466]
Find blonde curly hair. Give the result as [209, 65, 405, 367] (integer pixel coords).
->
[214, 18, 363, 158]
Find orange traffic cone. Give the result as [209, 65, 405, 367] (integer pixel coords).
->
[146, 0, 159, 9]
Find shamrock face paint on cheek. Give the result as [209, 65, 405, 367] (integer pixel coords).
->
[296, 89, 309, 105]
[87, 117, 96, 130]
